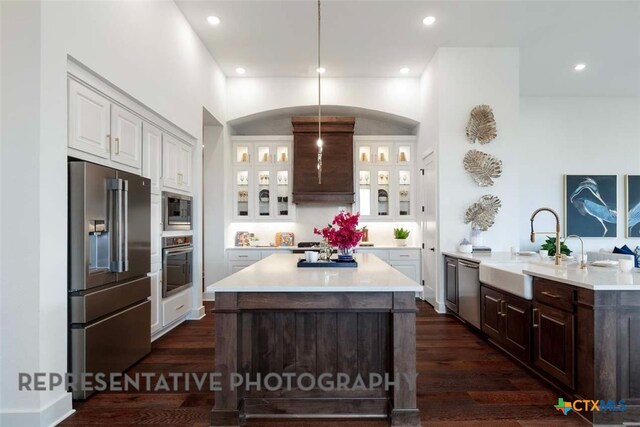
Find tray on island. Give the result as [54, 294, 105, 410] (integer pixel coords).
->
[297, 258, 358, 268]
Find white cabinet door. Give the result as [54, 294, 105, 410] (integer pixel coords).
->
[229, 261, 255, 275]
[162, 133, 180, 190]
[68, 79, 111, 159]
[149, 270, 162, 334]
[142, 122, 162, 194]
[391, 262, 420, 283]
[178, 141, 193, 192]
[150, 194, 162, 266]
[110, 104, 142, 169]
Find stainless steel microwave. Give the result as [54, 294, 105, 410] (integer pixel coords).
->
[162, 192, 192, 231]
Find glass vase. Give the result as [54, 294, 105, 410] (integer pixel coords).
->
[338, 247, 354, 262]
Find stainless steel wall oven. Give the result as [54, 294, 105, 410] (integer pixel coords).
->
[162, 235, 193, 297]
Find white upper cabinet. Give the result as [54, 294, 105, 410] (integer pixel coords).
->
[355, 136, 417, 220]
[68, 79, 111, 159]
[178, 142, 193, 193]
[162, 133, 192, 193]
[162, 133, 180, 190]
[142, 122, 162, 194]
[110, 104, 142, 169]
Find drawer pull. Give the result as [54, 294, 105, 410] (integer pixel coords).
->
[541, 291, 561, 299]
[400, 254, 409, 257]
[497, 299, 503, 315]
[532, 308, 539, 327]
[175, 304, 185, 311]
[238, 255, 248, 258]
[501, 300, 507, 317]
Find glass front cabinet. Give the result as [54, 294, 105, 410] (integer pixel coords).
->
[232, 137, 294, 220]
[355, 136, 416, 220]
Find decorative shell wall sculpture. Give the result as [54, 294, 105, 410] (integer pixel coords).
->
[463, 149, 503, 187]
[466, 105, 497, 144]
[464, 195, 502, 231]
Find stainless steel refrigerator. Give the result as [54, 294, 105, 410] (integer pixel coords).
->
[68, 161, 151, 399]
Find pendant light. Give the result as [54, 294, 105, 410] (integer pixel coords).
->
[316, 0, 323, 184]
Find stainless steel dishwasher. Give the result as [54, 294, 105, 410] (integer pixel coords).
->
[458, 259, 481, 329]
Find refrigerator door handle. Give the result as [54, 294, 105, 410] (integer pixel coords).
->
[108, 178, 125, 272]
[122, 179, 129, 272]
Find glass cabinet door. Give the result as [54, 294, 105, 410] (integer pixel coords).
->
[256, 170, 271, 217]
[375, 144, 391, 164]
[275, 169, 291, 218]
[358, 145, 372, 164]
[276, 145, 290, 164]
[256, 145, 272, 165]
[358, 170, 372, 216]
[234, 145, 251, 164]
[377, 170, 390, 217]
[235, 170, 250, 217]
[397, 144, 412, 164]
[398, 169, 411, 217]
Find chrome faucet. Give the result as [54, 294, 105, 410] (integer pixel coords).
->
[530, 207, 562, 266]
[564, 235, 587, 269]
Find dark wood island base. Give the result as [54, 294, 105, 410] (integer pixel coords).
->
[211, 291, 420, 427]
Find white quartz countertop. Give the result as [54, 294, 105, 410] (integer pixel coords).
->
[443, 251, 640, 291]
[207, 253, 422, 292]
[227, 245, 422, 250]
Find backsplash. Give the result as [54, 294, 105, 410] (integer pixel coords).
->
[227, 205, 420, 247]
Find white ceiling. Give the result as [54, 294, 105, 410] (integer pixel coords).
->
[176, 1, 640, 96]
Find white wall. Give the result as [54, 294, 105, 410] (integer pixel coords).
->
[436, 48, 521, 254]
[227, 77, 420, 122]
[418, 48, 520, 311]
[1, 1, 227, 424]
[519, 97, 640, 254]
[203, 123, 227, 285]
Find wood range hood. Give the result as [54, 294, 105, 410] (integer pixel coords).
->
[291, 116, 355, 204]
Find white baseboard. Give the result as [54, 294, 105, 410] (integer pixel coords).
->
[0, 391, 73, 427]
[187, 305, 206, 320]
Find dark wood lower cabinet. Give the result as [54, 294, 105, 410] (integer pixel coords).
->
[480, 285, 531, 364]
[532, 301, 575, 389]
[502, 294, 532, 364]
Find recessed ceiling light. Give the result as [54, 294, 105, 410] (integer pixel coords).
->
[316, 67, 326, 74]
[235, 67, 246, 75]
[207, 16, 221, 26]
[399, 67, 410, 74]
[422, 16, 436, 26]
[574, 63, 586, 71]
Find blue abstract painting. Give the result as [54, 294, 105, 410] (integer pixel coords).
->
[626, 175, 640, 237]
[565, 175, 617, 238]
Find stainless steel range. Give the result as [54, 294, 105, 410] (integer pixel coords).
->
[68, 161, 151, 399]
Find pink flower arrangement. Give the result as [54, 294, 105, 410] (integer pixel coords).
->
[313, 211, 364, 250]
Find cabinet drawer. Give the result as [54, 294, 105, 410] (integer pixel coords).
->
[389, 250, 420, 261]
[534, 278, 575, 312]
[162, 290, 190, 326]
[356, 249, 390, 262]
[228, 251, 261, 261]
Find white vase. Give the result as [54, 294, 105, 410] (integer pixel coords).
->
[393, 238, 408, 247]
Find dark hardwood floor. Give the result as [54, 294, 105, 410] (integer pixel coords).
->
[60, 300, 587, 426]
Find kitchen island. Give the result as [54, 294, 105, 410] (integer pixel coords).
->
[206, 253, 422, 426]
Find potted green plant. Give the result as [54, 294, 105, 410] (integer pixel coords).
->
[540, 236, 572, 256]
[393, 227, 411, 247]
